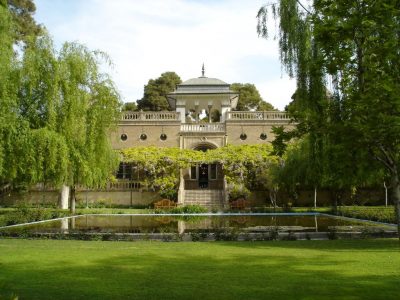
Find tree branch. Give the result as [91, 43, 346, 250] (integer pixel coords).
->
[296, 0, 311, 14]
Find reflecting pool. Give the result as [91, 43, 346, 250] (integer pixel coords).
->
[0, 213, 395, 235]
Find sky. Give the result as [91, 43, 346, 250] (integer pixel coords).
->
[34, 0, 296, 110]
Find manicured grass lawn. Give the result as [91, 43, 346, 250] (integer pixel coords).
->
[0, 239, 399, 299]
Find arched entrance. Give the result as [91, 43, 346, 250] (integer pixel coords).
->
[189, 142, 220, 189]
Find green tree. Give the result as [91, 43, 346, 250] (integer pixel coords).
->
[7, 0, 43, 44]
[137, 72, 181, 111]
[0, 2, 121, 212]
[231, 83, 275, 111]
[0, 1, 21, 185]
[122, 101, 137, 111]
[258, 0, 400, 234]
[57, 42, 122, 212]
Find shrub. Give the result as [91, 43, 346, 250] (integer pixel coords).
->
[336, 206, 395, 224]
[170, 205, 208, 214]
[4, 204, 70, 226]
[228, 184, 250, 201]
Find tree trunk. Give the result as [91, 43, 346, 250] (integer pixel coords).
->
[70, 186, 76, 214]
[390, 174, 400, 240]
[60, 185, 69, 209]
[383, 181, 388, 207]
[314, 186, 317, 209]
[269, 189, 277, 208]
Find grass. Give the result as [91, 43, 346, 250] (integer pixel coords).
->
[0, 239, 399, 299]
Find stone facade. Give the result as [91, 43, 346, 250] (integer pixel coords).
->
[109, 74, 294, 208]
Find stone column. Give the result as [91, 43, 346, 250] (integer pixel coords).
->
[60, 185, 69, 209]
[220, 105, 230, 122]
[208, 101, 213, 123]
[176, 105, 186, 123]
[177, 169, 185, 205]
[195, 102, 199, 123]
[222, 177, 229, 209]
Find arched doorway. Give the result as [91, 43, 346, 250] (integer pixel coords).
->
[189, 142, 220, 189]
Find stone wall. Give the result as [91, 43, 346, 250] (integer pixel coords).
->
[225, 123, 296, 145]
[0, 190, 159, 207]
[111, 122, 181, 149]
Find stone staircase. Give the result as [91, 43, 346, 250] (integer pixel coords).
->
[183, 189, 224, 210]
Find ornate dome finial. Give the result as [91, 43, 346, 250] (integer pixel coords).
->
[202, 63, 205, 77]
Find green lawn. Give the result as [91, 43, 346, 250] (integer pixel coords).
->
[0, 239, 399, 300]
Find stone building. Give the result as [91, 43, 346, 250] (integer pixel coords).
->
[110, 70, 293, 208]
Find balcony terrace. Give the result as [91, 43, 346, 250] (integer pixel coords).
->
[226, 111, 290, 121]
[121, 111, 180, 121]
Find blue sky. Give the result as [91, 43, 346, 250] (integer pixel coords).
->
[34, 0, 296, 110]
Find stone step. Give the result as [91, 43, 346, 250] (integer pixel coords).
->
[183, 189, 224, 209]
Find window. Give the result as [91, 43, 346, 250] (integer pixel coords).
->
[240, 133, 247, 140]
[116, 162, 132, 179]
[190, 166, 197, 179]
[120, 133, 128, 141]
[210, 164, 217, 180]
[260, 133, 267, 140]
[140, 133, 147, 141]
[160, 133, 167, 141]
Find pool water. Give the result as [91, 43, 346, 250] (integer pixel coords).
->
[0, 213, 394, 235]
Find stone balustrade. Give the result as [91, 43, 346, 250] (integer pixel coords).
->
[180, 123, 226, 132]
[226, 111, 290, 121]
[30, 181, 143, 191]
[107, 181, 142, 190]
[122, 111, 180, 121]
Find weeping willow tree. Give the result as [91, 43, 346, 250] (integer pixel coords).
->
[258, 0, 400, 235]
[0, 2, 121, 211]
[57, 43, 121, 212]
[0, 1, 19, 185]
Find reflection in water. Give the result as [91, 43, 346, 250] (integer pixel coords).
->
[178, 220, 185, 234]
[1, 214, 393, 235]
[61, 218, 68, 233]
[314, 215, 318, 232]
[70, 217, 75, 230]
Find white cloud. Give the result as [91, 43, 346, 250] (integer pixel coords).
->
[35, 0, 295, 109]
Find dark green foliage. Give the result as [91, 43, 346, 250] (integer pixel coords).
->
[258, 1, 400, 231]
[170, 205, 208, 214]
[122, 101, 137, 111]
[7, 0, 43, 44]
[4, 203, 70, 225]
[231, 83, 275, 111]
[337, 206, 396, 224]
[137, 71, 181, 111]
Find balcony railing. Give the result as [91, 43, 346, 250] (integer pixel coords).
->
[180, 123, 226, 133]
[226, 111, 290, 121]
[122, 111, 180, 121]
[107, 180, 142, 190]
